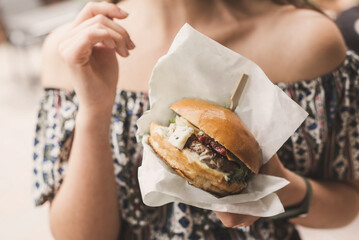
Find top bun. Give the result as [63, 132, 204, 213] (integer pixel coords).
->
[170, 98, 262, 173]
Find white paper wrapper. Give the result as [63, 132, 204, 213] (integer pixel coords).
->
[136, 24, 308, 217]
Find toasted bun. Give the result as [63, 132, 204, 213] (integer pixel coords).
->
[171, 98, 262, 174]
[149, 123, 246, 197]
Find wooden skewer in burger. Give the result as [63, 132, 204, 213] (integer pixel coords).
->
[148, 74, 262, 197]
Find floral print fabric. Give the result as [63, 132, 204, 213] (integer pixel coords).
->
[277, 51, 359, 180]
[33, 51, 359, 239]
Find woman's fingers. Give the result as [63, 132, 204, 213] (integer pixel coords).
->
[70, 14, 135, 50]
[75, 22, 130, 57]
[213, 211, 259, 228]
[59, 13, 135, 65]
[106, 27, 131, 57]
[112, 21, 135, 49]
[59, 27, 109, 65]
[59, 25, 128, 65]
[73, 1, 128, 26]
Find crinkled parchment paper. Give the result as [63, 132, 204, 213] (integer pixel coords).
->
[136, 24, 308, 216]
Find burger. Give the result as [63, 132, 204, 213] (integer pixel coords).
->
[148, 98, 262, 197]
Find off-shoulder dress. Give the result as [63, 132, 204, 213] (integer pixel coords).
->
[32, 51, 359, 240]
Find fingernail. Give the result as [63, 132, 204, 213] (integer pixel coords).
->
[128, 40, 135, 49]
[119, 9, 129, 17]
[122, 48, 129, 57]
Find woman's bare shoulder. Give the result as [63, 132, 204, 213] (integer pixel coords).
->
[41, 23, 74, 90]
[279, 8, 347, 81]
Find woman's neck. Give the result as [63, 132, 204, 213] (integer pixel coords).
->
[119, 0, 281, 50]
[137, 0, 277, 34]
[141, 0, 226, 33]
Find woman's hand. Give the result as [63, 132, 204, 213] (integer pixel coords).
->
[58, 1, 135, 117]
[213, 211, 259, 228]
[214, 154, 306, 228]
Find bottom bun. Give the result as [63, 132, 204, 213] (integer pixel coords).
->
[149, 123, 246, 197]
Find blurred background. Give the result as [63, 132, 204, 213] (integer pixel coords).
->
[0, 0, 358, 239]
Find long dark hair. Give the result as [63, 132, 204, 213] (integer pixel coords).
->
[109, 0, 322, 12]
[272, 0, 322, 12]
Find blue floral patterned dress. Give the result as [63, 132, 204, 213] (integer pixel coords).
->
[33, 51, 359, 240]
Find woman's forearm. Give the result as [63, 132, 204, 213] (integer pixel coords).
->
[278, 166, 359, 228]
[49, 111, 120, 240]
[289, 175, 359, 228]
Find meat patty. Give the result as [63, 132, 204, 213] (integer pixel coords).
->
[184, 135, 239, 173]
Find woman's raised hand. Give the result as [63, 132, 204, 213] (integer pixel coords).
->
[58, 1, 135, 116]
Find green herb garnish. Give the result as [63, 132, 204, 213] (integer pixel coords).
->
[227, 161, 251, 185]
[169, 117, 176, 123]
